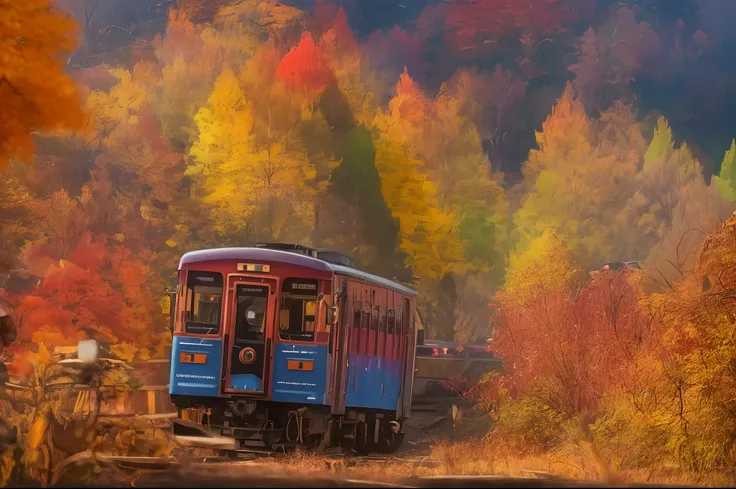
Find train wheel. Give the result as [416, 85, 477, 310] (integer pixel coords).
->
[383, 432, 405, 454]
[317, 420, 333, 452]
[352, 421, 372, 455]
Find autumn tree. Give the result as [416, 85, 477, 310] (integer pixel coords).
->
[441, 0, 593, 53]
[373, 70, 508, 340]
[0, 171, 36, 266]
[188, 63, 324, 243]
[504, 229, 578, 302]
[494, 239, 651, 420]
[0, 0, 86, 168]
[569, 7, 661, 114]
[276, 31, 335, 108]
[622, 117, 722, 282]
[321, 126, 402, 278]
[712, 139, 736, 202]
[513, 84, 644, 270]
[595, 215, 736, 472]
[9, 232, 170, 376]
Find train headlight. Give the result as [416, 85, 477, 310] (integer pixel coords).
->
[78, 339, 98, 363]
[239, 347, 256, 365]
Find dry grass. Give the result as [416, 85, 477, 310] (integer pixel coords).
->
[250, 440, 734, 487]
[422, 439, 731, 487]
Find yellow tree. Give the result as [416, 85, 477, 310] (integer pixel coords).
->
[513, 85, 643, 269]
[188, 69, 257, 236]
[374, 70, 509, 340]
[504, 228, 576, 303]
[373, 71, 463, 283]
[84, 68, 147, 149]
[189, 68, 318, 241]
[152, 8, 217, 150]
[624, 116, 706, 270]
[0, 0, 85, 168]
[153, 2, 302, 150]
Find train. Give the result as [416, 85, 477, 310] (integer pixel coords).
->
[413, 339, 502, 398]
[167, 243, 418, 454]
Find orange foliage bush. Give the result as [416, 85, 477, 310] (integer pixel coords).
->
[491, 269, 653, 416]
[486, 216, 736, 472]
[8, 233, 168, 375]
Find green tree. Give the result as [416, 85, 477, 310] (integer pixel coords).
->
[712, 139, 736, 202]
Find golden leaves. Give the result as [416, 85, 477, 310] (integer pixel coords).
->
[373, 69, 508, 283]
[26, 415, 48, 451]
[525, 83, 591, 179]
[513, 84, 651, 268]
[505, 229, 575, 301]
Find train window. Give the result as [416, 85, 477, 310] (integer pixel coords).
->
[396, 305, 402, 336]
[279, 278, 318, 341]
[388, 309, 395, 334]
[353, 301, 361, 329]
[184, 271, 223, 335]
[235, 284, 268, 341]
[362, 304, 370, 331]
[371, 306, 379, 331]
[380, 307, 387, 334]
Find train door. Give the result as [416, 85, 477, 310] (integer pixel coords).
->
[224, 277, 277, 394]
[329, 277, 350, 414]
[398, 297, 416, 419]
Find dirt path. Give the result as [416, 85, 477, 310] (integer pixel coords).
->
[402, 397, 494, 454]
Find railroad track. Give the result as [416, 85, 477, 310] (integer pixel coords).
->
[190, 451, 443, 468]
[57, 450, 691, 488]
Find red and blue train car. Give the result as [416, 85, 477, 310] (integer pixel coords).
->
[168, 243, 418, 453]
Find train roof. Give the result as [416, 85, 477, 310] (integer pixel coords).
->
[179, 247, 333, 272]
[178, 247, 417, 296]
[331, 264, 417, 296]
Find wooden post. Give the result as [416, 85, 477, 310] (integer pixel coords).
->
[451, 404, 458, 442]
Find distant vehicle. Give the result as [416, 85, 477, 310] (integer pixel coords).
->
[165, 243, 418, 454]
[589, 260, 642, 278]
[412, 313, 502, 398]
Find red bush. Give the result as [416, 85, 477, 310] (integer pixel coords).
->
[491, 270, 653, 415]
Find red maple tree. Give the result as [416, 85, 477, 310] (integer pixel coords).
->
[275, 32, 335, 97]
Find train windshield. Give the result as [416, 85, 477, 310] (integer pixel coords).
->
[235, 284, 268, 341]
[184, 271, 223, 335]
[279, 278, 318, 342]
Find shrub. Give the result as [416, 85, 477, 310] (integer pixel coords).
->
[493, 391, 567, 452]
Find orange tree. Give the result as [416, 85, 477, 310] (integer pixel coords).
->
[0, 0, 85, 169]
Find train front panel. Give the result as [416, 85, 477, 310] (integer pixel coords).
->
[169, 269, 226, 400]
[169, 251, 336, 409]
[269, 277, 332, 404]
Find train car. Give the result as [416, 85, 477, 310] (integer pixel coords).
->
[413, 340, 503, 398]
[168, 243, 418, 454]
